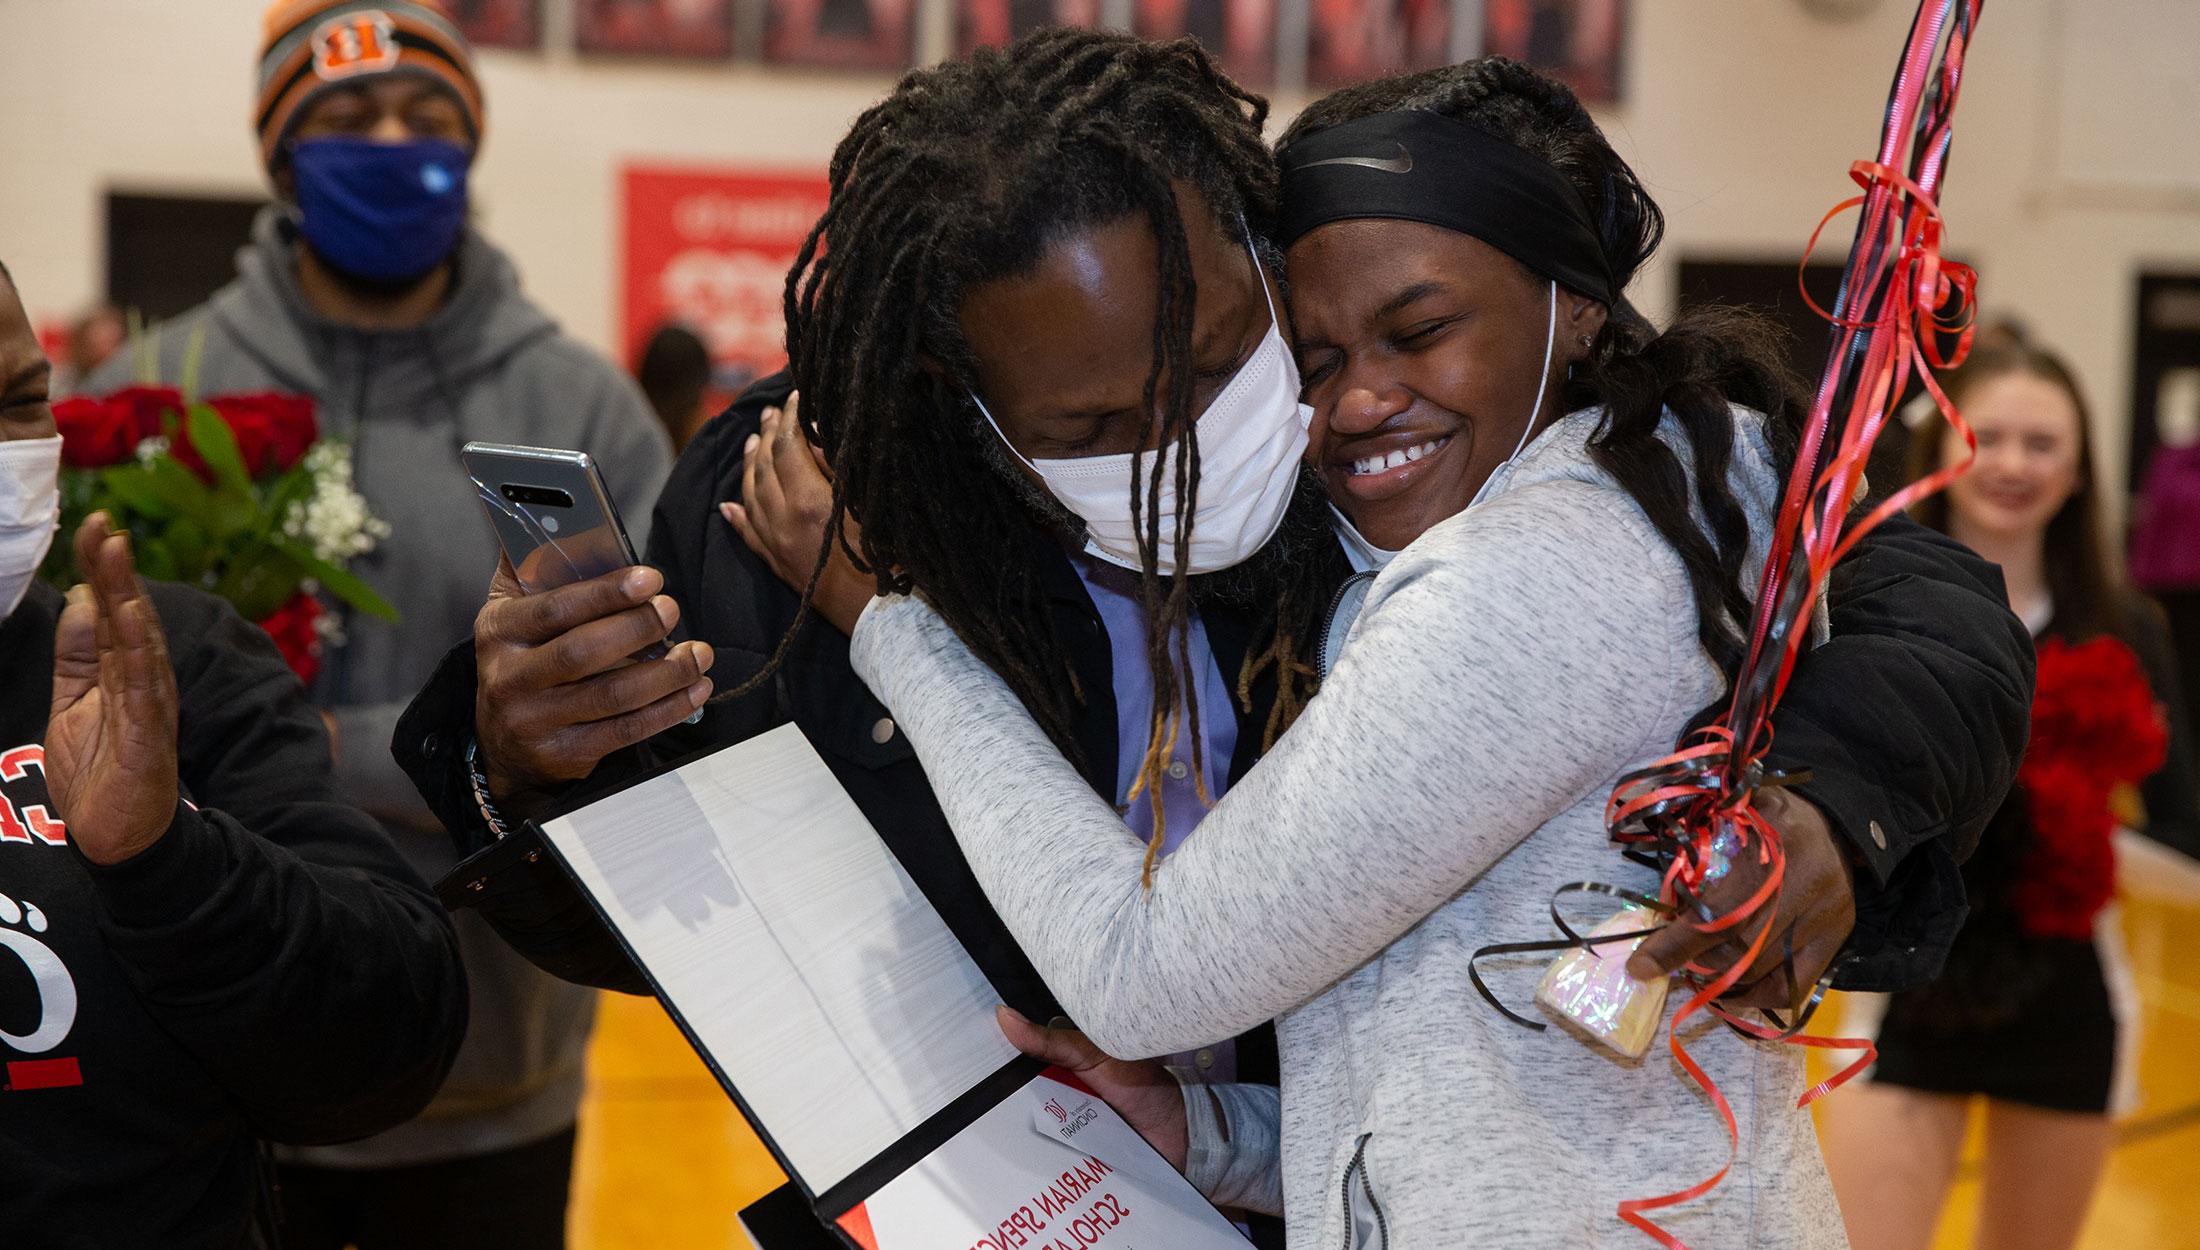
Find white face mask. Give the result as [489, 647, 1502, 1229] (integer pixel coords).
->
[974, 240, 1312, 576]
[1324, 279, 1560, 570]
[0, 435, 63, 620]
[1330, 502, 1400, 574]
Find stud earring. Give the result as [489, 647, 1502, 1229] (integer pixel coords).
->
[1578, 335, 1594, 348]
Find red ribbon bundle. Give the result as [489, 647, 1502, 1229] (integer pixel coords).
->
[1601, 2, 1987, 1244]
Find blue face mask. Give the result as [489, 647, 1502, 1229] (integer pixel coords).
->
[290, 136, 471, 285]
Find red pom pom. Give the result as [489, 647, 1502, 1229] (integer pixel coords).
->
[255, 592, 323, 686]
[2012, 635, 2170, 938]
[2028, 636, 2169, 780]
[2012, 757, 2116, 939]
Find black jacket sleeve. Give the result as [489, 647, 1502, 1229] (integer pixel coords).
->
[398, 641, 658, 994]
[2128, 596, 2200, 858]
[81, 583, 468, 1144]
[1765, 514, 2036, 991]
[394, 377, 797, 995]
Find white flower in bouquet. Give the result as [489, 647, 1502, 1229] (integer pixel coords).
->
[283, 442, 392, 565]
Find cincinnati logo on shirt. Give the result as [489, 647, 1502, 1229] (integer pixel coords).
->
[0, 890, 81, 1093]
[0, 745, 81, 1093]
[0, 745, 66, 847]
[313, 10, 401, 80]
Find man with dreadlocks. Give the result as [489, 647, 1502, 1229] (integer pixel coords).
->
[396, 30, 1342, 1245]
[396, 29, 2024, 1243]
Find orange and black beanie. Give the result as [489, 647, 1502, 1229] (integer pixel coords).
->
[255, 0, 483, 172]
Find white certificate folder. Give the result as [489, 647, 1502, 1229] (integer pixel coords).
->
[534, 724, 1252, 1249]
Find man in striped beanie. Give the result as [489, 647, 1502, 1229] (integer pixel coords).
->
[88, 5, 671, 1247]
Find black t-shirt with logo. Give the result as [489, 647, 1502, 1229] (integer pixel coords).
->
[0, 580, 464, 1250]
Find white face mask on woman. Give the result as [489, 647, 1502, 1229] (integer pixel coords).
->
[974, 239, 1313, 577]
[0, 434, 62, 619]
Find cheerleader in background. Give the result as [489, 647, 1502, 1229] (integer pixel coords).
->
[1821, 340, 2200, 1250]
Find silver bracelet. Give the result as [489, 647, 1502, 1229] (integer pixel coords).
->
[464, 735, 513, 842]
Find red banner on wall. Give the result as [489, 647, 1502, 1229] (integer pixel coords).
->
[621, 165, 831, 384]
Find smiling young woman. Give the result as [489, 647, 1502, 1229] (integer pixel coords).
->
[1820, 342, 2200, 1250]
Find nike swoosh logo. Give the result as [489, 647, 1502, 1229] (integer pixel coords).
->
[1295, 143, 1414, 175]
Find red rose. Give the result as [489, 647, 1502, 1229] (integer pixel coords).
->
[212, 392, 318, 472]
[255, 592, 323, 686]
[52, 385, 183, 468]
[52, 396, 138, 468]
[108, 386, 186, 445]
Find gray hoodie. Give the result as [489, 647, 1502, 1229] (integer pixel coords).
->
[90, 207, 672, 1166]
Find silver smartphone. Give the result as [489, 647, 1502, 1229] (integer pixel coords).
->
[461, 441, 668, 661]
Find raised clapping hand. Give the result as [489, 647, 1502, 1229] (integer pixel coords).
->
[44, 513, 182, 866]
[1627, 786, 1859, 1012]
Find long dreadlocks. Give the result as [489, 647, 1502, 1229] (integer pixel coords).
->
[726, 29, 1341, 878]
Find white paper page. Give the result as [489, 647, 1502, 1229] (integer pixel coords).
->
[541, 723, 1020, 1193]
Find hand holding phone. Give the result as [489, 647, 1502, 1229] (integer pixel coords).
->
[461, 444, 715, 801]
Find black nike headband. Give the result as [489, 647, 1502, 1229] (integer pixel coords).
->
[1277, 110, 1619, 304]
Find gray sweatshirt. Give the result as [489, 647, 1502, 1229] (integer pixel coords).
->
[850, 409, 1848, 1248]
[90, 208, 672, 1166]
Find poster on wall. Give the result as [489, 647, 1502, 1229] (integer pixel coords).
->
[1135, 0, 1275, 86]
[622, 165, 831, 388]
[1484, 0, 1626, 104]
[1306, 0, 1449, 87]
[447, 0, 543, 48]
[956, 0, 1100, 55]
[764, 0, 916, 69]
[578, 0, 736, 58]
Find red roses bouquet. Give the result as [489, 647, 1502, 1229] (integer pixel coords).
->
[2013, 635, 2170, 939]
[42, 385, 396, 685]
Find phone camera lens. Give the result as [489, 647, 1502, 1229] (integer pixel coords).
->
[500, 484, 575, 509]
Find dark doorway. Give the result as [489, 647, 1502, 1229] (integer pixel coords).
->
[1674, 256, 1851, 387]
[2128, 272, 2200, 725]
[1674, 255, 1977, 496]
[106, 192, 266, 323]
[2128, 274, 2200, 494]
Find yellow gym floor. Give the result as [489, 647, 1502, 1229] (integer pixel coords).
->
[567, 894, 2200, 1248]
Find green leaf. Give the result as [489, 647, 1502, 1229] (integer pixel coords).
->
[274, 538, 399, 622]
[143, 456, 217, 521]
[206, 486, 259, 542]
[186, 405, 255, 497]
[162, 516, 210, 581]
[265, 465, 316, 518]
[99, 465, 174, 520]
[133, 536, 178, 583]
[179, 322, 208, 405]
[215, 550, 302, 622]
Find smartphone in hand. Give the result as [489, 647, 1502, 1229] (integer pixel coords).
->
[462, 441, 668, 661]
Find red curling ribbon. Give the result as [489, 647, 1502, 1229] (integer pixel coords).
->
[1600, 2, 1985, 1246]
